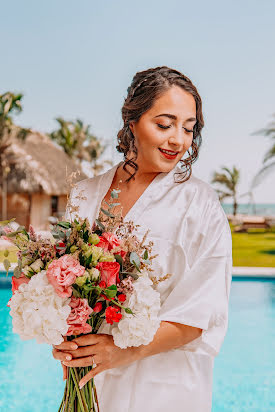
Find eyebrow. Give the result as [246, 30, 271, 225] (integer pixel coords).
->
[154, 113, 197, 123]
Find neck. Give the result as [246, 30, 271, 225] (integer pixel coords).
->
[117, 160, 160, 187]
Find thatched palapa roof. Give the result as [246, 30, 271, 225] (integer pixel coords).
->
[1, 130, 88, 195]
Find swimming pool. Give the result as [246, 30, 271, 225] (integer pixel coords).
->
[0, 277, 274, 411]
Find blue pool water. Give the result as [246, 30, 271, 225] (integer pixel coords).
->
[0, 278, 274, 411]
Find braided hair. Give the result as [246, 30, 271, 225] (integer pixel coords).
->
[116, 66, 204, 183]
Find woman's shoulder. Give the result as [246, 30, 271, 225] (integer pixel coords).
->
[177, 171, 220, 206]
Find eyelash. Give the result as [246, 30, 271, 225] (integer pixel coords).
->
[157, 124, 194, 133]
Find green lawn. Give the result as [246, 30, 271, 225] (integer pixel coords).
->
[231, 225, 275, 267]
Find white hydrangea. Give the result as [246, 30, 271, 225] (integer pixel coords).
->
[8, 270, 71, 345]
[111, 270, 161, 348]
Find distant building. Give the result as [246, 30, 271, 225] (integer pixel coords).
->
[0, 131, 88, 230]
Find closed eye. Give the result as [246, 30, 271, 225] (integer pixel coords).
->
[157, 124, 194, 133]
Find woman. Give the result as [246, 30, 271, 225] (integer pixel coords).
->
[52, 66, 232, 411]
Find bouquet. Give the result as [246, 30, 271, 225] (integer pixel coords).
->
[1, 186, 170, 411]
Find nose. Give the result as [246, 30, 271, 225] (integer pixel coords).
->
[168, 127, 186, 149]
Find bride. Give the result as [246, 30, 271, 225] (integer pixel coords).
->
[52, 65, 232, 411]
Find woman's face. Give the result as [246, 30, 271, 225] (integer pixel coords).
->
[129, 85, 197, 174]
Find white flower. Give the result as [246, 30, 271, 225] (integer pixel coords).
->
[30, 258, 44, 273]
[8, 270, 71, 345]
[89, 268, 100, 281]
[22, 265, 32, 276]
[111, 270, 161, 348]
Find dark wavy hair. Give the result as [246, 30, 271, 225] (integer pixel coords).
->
[116, 66, 204, 183]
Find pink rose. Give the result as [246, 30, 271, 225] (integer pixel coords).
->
[46, 255, 85, 298]
[65, 297, 93, 336]
[96, 261, 121, 286]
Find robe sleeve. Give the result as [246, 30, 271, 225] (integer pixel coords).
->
[158, 199, 233, 357]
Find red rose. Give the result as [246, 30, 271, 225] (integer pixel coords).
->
[98, 280, 106, 288]
[114, 249, 127, 261]
[96, 237, 109, 251]
[93, 302, 103, 313]
[105, 306, 122, 325]
[102, 232, 121, 251]
[11, 273, 30, 294]
[96, 261, 120, 286]
[7, 273, 30, 307]
[118, 293, 126, 302]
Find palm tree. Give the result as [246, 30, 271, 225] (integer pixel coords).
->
[250, 113, 275, 189]
[211, 166, 240, 215]
[49, 118, 111, 176]
[0, 92, 31, 219]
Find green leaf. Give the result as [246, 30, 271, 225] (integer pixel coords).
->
[13, 266, 21, 279]
[110, 189, 120, 199]
[114, 254, 124, 268]
[83, 230, 89, 242]
[18, 259, 22, 272]
[85, 254, 93, 267]
[3, 249, 9, 257]
[120, 271, 139, 280]
[104, 289, 117, 298]
[124, 307, 134, 314]
[3, 259, 11, 272]
[106, 284, 117, 291]
[0, 218, 16, 226]
[130, 251, 140, 268]
[57, 221, 71, 229]
[109, 202, 120, 207]
[143, 249, 148, 260]
[100, 208, 115, 218]
[95, 219, 105, 231]
[72, 286, 81, 298]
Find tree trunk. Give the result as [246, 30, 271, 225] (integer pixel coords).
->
[233, 197, 238, 216]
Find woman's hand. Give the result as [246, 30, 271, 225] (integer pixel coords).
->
[52, 336, 78, 381]
[52, 333, 138, 389]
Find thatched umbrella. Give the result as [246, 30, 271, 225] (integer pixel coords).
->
[0, 130, 88, 224]
[1, 129, 87, 195]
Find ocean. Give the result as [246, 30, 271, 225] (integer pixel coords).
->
[221, 203, 275, 216]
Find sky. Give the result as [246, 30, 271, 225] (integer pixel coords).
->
[2, 0, 275, 203]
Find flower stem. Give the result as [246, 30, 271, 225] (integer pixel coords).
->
[70, 367, 89, 412]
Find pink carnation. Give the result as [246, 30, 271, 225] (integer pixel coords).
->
[65, 297, 93, 336]
[46, 255, 85, 298]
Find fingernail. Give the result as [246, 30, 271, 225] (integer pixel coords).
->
[66, 355, 72, 360]
[71, 344, 78, 350]
[79, 382, 84, 389]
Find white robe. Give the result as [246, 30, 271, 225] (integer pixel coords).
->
[65, 160, 232, 412]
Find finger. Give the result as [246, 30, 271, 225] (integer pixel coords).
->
[71, 334, 102, 347]
[52, 341, 78, 351]
[61, 362, 68, 381]
[61, 345, 98, 359]
[52, 348, 74, 362]
[62, 356, 98, 368]
[79, 365, 104, 389]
